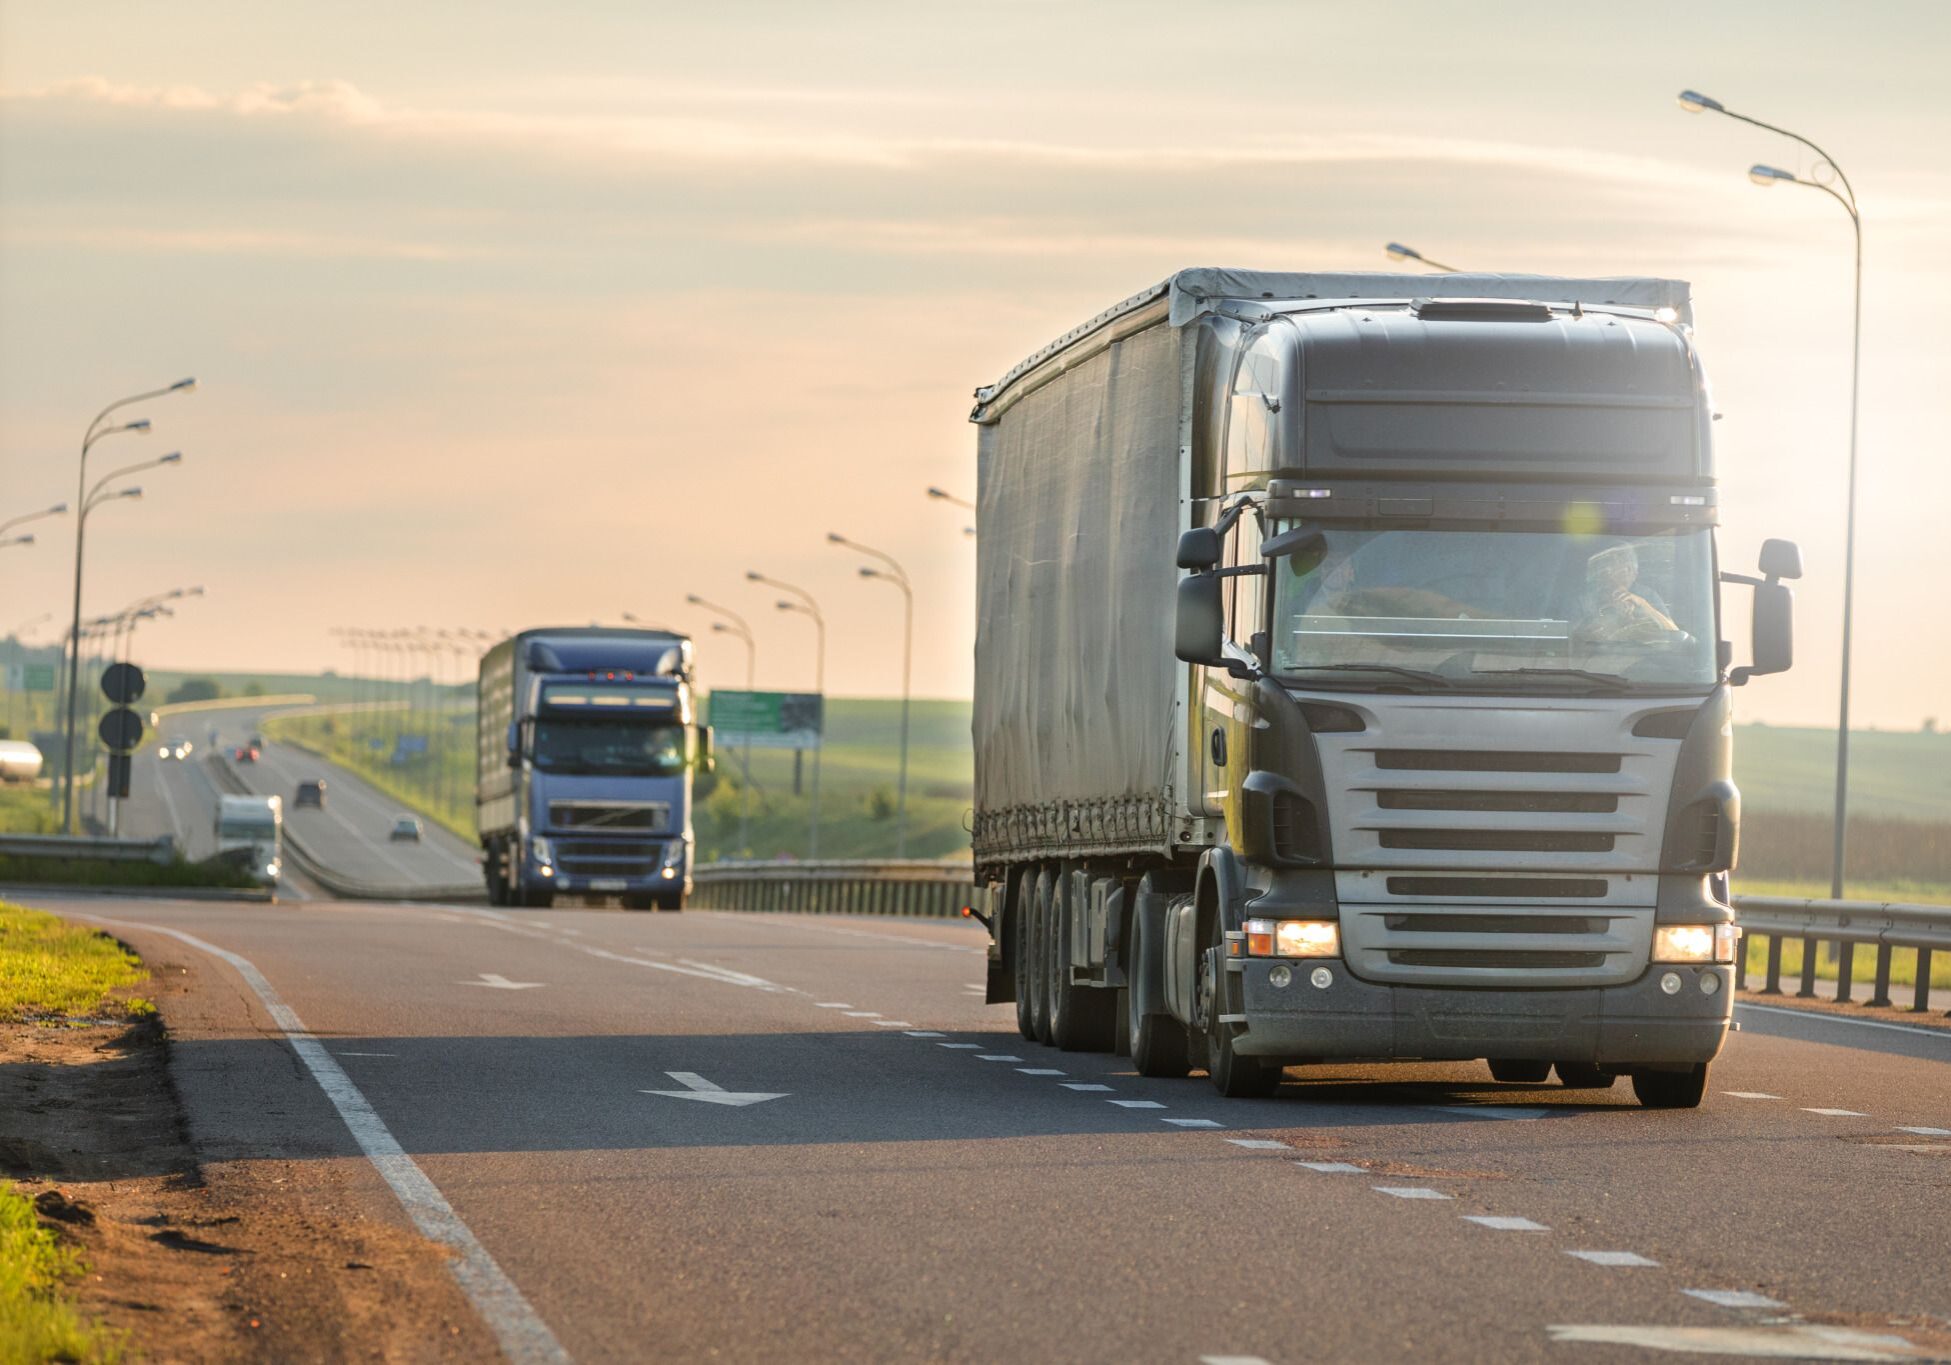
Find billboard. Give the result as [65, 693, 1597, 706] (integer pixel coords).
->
[708, 690, 822, 751]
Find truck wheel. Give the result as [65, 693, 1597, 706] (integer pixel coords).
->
[1127, 924, 1190, 1080]
[1488, 1060, 1552, 1083]
[1631, 1063, 1708, 1109]
[654, 891, 684, 912]
[526, 886, 555, 910]
[1048, 875, 1116, 1052]
[485, 848, 508, 906]
[621, 893, 656, 911]
[1030, 870, 1055, 1045]
[1198, 931, 1279, 1099]
[1011, 876, 1038, 1042]
[1553, 1062, 1616, 1090]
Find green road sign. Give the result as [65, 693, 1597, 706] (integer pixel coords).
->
[20, 663, 55, 692]
[707, 690, 822, 750]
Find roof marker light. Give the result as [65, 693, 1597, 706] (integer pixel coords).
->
[1670, 495, 1708, 506]
[1294, 488, 1332, 499]
[1654, 307, 1680, 323]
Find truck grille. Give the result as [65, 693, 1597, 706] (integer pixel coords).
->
[549, 802, 669, 832]
[1388, 950, 1606, 970]
[1374, 749, 1620, 773]
[1385, 877, 1609, 899]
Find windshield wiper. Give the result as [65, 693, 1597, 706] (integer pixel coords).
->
[1289, 663, 1452, 687]
[1471, 667, 1630, 690]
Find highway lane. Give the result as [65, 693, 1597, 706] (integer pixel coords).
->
[24, 891, 1950, 1364]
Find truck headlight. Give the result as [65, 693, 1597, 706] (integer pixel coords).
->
[531, 837, 553, 867]
[658, 841, 686, 879]
[1243, 918, 1340, 958]
[1653, 923, 1737, 964]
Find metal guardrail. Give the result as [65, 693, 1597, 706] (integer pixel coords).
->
[1733, 894, 1949, 1016]
[0, 832, 177, 865]
[691, 859, 974, 918]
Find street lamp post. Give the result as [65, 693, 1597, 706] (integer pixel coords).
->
[1679, 89, 1862, 900]
[1384, 242, 1461, 273]
[829, 533, 913, 858]
[687, 594, 757, 856]
[61, 379, 193, 832]
[748, 571, 826, 858]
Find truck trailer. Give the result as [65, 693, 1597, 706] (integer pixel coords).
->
[476, 627, 712, 910]
[970, 268, 1801, 1109]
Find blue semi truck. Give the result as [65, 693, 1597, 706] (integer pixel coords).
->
[476, 627, 712, 910]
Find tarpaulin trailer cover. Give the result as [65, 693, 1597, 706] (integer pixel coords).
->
[967, 268, 1692, 869]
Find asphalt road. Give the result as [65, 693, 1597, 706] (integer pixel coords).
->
[25, 890, 1951, 1364]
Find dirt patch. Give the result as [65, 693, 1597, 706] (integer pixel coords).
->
[2, 976, 501, 1362]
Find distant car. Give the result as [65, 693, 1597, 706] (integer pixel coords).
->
[234, 744, 260, 764]
[159, 743, 176, 761]
[294, 779, 326, 809]
[248, 734, 264, 749]
[388, 815, 422, 842]
[172, 739, 193, 760]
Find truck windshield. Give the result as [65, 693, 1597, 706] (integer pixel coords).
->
[218, 817, 279, 840]
[1269, 525, 1717, 689]
[532, 720, 687, 775]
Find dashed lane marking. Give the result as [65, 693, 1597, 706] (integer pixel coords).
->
[1897, 1125, 1951, 1136]
[1723, 1091, 1782, 1100]
[1547, 1324, 1921, 1359]
[1374, 1186, 1451, 1200]
[1226, 1139, 1289, 1150]
[1422, 1105, 1548, 1121]
[1684, 1289, 1789, 1310]
[1061, 1083, 1113, 1091]
[938, 1043, 982, 1049]
[336, 1052, 400, 1058]
[75, 915, 569, 1365]
[1016, 1068, 1065, 1075]
[1295, 1161, 1364, 1173]
[1802, 1107, 1870, 1117]
[904, 1030, 946, 1038]
[1163, 1118, 1223, 1128]
[815, 1003, 853, 1009]
[1567, 1250, 1659, 1268]
[976, 1054, 1022, 1062]
[1464, 1215, 1548, 1232]
[1109, 1099, 1166, 1109]
[843, 1011, 881, 1018]
[1199, 1357, 1274, 1365]
[871, 1020, 916, 1027]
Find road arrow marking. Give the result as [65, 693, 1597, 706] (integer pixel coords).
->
[640, 1071, 787, 1107]
[465, 974, 544, 990]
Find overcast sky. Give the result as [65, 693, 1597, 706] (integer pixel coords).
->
[3, 1, 1947, 728]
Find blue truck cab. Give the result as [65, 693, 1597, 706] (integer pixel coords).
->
[476, 627, 712, 910]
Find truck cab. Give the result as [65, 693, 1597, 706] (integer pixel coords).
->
[214, 793, 283, 886]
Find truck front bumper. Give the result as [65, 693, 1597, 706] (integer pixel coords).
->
[1230, 959, 1732, 1066]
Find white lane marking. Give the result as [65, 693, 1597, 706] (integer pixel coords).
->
[1422, 1105, 1547, 1121]
[976, 1054, 1022, 1062]
[1374, 1186, 1451, 1200]
[1295, 1160, 1364, 1173]
[1567, 1250, 1659, 1268]
[1737, 1001, 1951, 1041]
[1723, 1091, 1782, 1100]
[1061, 1083, 1113, 1091]
[1226, 1139, 1289, 1150]
[641, 1071, 787, 1108]
[938, 1043, 982, 1049]
[1017, 1068, 1066, 1076]
[844, 1011, 881, 1018]
[1163, 1118, 1223, 1128]
[1802, 1107, 1869, 1117]
[75, 914, 568, 1365]
[1464, 1215, 1548, 1232]
[1684, 1289, 1789, 1310]
[871, 1020, 916, 1027]
[1109, 1099, 1166, 1109]
[815, 1002, 853, 1009]
[336, 1052, 400, 1058]
[1200, 1357, 1274, 1365]
[729, 916, 985, 956]
[459, 912, 784, 992]
[1897, 1126, 1951, 1136]
[464, 973, 544, 990]
[904, 1030, 946, 1038]
[1547, 1324, 1920, 1359]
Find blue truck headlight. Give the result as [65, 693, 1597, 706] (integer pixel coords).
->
[531, 837, 553, 867]
[658, 841, 687, 879]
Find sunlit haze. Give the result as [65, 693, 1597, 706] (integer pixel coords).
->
[3, 1, 1948, 728]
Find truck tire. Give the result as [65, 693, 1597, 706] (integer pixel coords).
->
[1030, 869, 1055, 1045]
[621, 893, 656, 911]
[655, 891, 684, 912]
[1048, 873, 1115, 1053]
[1198, 922, 1279, 1098]
[1127, 911, 1190, 1078]
[1631, 1063, 1708, 1109]
[1553, 1061, 1615, 1090]
[1488, 1060, 1552, 1083]
[1011, 873, 1038, 1042]
[525, 886, 555, 910]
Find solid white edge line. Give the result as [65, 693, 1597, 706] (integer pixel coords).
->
[78, 913, 571, 1365]
[1735, 1001, 1951, 1041]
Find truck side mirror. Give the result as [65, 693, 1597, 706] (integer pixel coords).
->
[1758, 537, 1803, 582]
[1732, 581, 1793, 684]
[1177, 527, 1221, 570]
[695, 724, 716, 774]
[1175, 573, 1226, 664]
[505, 722, 520, 767]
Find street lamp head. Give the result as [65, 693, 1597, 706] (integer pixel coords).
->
[710, 621, 731, 633]
[964, 526, 977, 538]
[1384, 242, 1420, 263]
[859, 566, 880, 579]
[49, 503, 69, 516]
[1749, 163, 1796, 187]
[1677, 89, 1724, 114]
[926, 487, 950, 500]
[745, 570, 763, 581]
[776, 600, 796, 611]
[1, 535, 31, 549]
[170, 378, 197, 392]
[124, 419, 153, 433]
[117, 487, 143, 501]
[826, 532, 846, 545]
[684, 593, 705, 605]
[160, 451, 183, 464]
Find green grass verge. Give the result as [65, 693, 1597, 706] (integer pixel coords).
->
[0, 789, 58, 837]
[0, 1182, 122, 1364]
[0, 856, 260, 892]
[1741, 934, 1951, 991]
[0, 902, 154, 1022]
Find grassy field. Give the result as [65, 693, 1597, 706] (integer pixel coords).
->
[1740, 933, 1951, 992]
[0, 1183, 121, 1365]
[0, 902, 153, 1023]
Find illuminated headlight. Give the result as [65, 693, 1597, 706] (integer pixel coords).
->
[531, 837, 553, 867]
[1243, 918, 1341, 958]
[1653, 923, 1737, 964]
[658, 841, 687, 878]
[263, 860, 281, 880]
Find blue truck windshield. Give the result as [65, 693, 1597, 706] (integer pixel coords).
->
[532, 720, 687, 775]
[1270, 525, 1717, 689]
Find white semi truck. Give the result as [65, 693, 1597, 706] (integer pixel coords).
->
[215, 793, 283, 886]
[970, 269, 1801, 1109]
